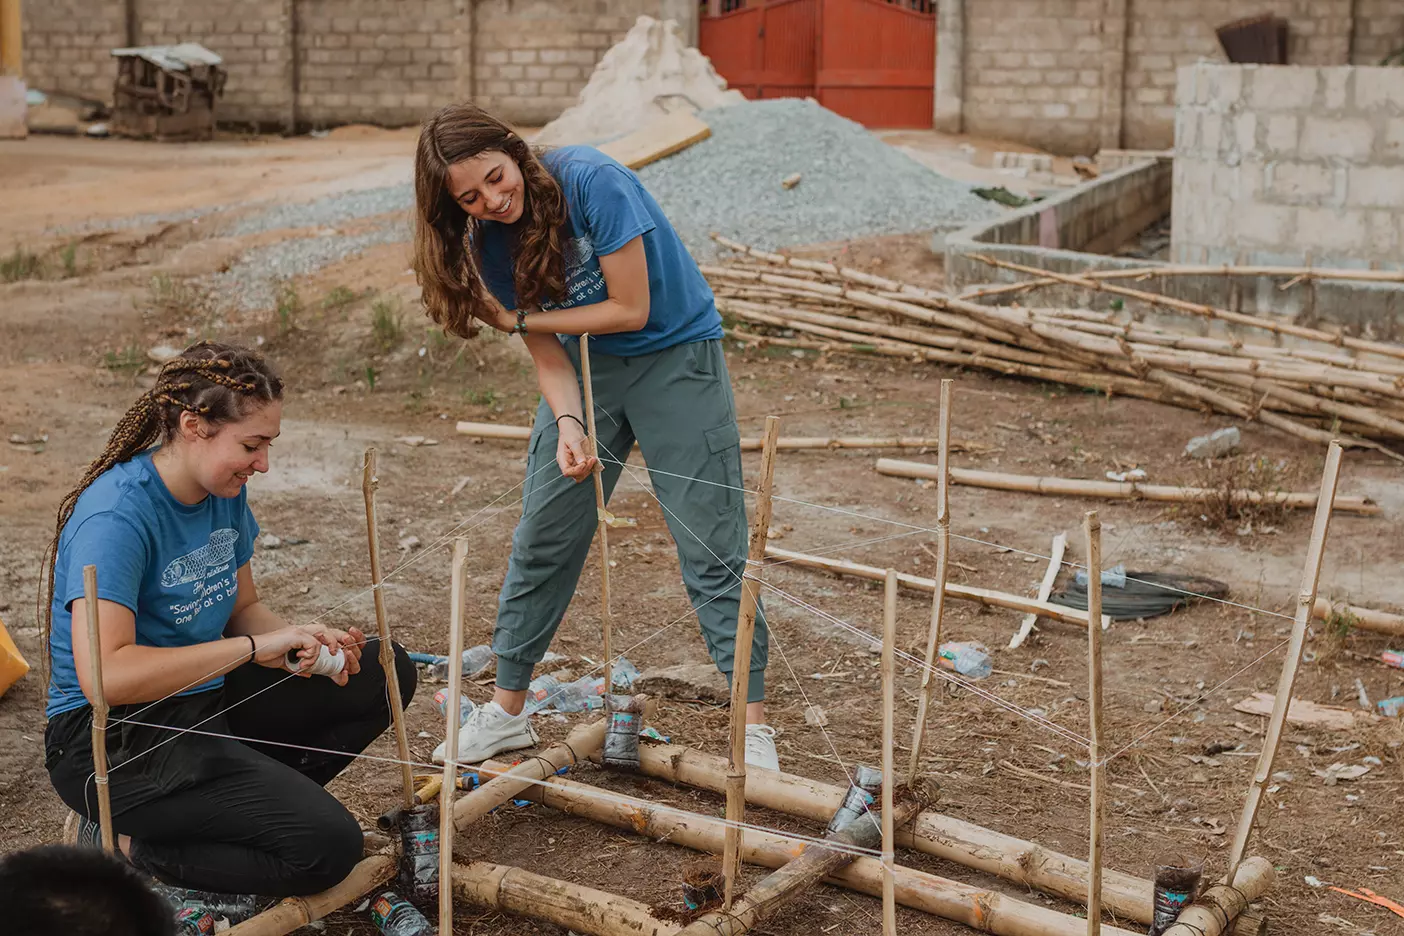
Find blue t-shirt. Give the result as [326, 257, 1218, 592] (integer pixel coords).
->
[476, 145, 723, 357]
[45, 451, 259, 718]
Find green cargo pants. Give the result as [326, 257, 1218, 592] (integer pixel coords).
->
[492, 338, 767, 702]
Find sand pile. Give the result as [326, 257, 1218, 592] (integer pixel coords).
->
[535, 16, 743, 146]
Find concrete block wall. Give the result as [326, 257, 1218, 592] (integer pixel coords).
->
[1352, 0, 1404, 66]
[19, 0, 126, 104]
[1172, 63, 1404, 270]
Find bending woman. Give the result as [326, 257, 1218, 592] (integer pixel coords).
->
[42, 341, 416, 902]
[413, 104, 775, 770]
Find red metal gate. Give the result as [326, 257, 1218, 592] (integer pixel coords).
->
[698, 0, 935, 128]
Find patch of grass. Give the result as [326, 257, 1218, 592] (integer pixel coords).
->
[1, 247, 43, 283]
[101, 343, 146, 375]
[1315, 604, 1359, 665]
[463, 387, 498, 406]
[370, 297, 404, 350]
[365, 365, 379, 391]
[321, 285, 358, 312]
[275, 281, 301, 335]
[1187, 453, 1301, 536]
[60, 242, 80, 278]
[148, 273, 201, 316]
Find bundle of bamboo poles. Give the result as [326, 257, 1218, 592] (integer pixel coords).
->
[705, 235, 1404, 461]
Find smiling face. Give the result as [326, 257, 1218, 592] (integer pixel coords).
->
[176, 400, 283, 500]
[446, 151, 525, 224]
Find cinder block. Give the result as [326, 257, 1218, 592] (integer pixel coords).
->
[1355, 67, 1404, 110]
[1295, 206, 1365, 252]
[552, 65, 582, 80]
[1234, 202, 1296, 246]
[510, 49, 537, 64]
[1265, 162, 1336, 202]
[481, 49, 509, 65]
[1385, 118, 1404, 157]
[526, 65, 551, 80]
[1233, 112, 1256, 153]
[1347, 166, 1404, 208]
[1249, 66, 1318, 111]
[1300, 115, 1374, 159]
[540, 80, 568, 96]
[1323, 68, 1350, 110]
[1264, 114, 1299, 153]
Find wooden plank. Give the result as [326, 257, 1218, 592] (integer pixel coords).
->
[598, 110, 711, 171]
[1232, 692, 1381, 732]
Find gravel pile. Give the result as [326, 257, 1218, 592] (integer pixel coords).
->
[223, 183, 413, 237]
[634, 98, 1000, 261]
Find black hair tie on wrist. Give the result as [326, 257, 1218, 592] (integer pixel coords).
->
[556, 413, 587, 433]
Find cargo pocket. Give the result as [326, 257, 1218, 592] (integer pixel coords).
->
[703, 422, 744, 519]
[521, 428, 550, 515]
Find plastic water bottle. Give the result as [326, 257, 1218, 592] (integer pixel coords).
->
[173, 908, 215, 935]
[554, 676, 607, 712]
[938, 641, 993, 679]
[611, 657, 641, 690]
[523, 674, 562, 714]
[1075, 564, 1127, 589]
[368, 890, 432, 936]
[433, 689, 476, 726]
[429, 645, 495, 681]
[158, 887, 260, 929]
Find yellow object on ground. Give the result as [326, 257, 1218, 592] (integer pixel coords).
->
[0, 614, 31, 698]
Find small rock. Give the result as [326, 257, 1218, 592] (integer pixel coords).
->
[1363, 755, 1383, 766]
[803, 705, 828, 727]
[281, 535, 309, 545]
[635, 663, 730, 704]
[781, 172, 802, 189]
[398, 535, 421, 552]
[1305, 875, 1325, 888]
[259, 534, 283, 549]
[395, 435, 440, 447]
[1143, 699, 1163, 713]
[147, 344, 183, 364]
[1184, 426, 1240, 460]
[1029, 658, 1049, 672]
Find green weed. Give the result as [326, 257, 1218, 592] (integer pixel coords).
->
[365, 365, 379, 391]
[60, 242, 80, 278]
[1, 247, 43, 283]
[101, 343, 146, 375]
[321, 286, 358, 312]
[463, 387, 498, 406]
[275, 281, 301, 335]
[148, 274, 201, 316]
[371, 297, 404, 350]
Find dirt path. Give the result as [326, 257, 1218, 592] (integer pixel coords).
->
[2, 134, 1402, 936]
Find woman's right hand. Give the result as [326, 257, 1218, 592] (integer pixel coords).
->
[556, 420, 598, 483]
[250, 626, 334, 672]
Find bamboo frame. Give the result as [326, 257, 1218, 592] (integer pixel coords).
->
[1011, 532, 1067, 649]
[82, 565, 115, 855]
[451, 859, 675, 935]
[723, 414, 781, 907]
[765, 545, 1110, 629]
[454, 420, 959, 452]
[361, 448, 415, 810]
[1226, 441, 1343, 879]
[1161, 861, 1278, 936]
[882, 569, 898, 936]
[441, 538, 470, 934]
[580, 334, 615, 695]
[452, 719, 606, 829]
[224, 856, 396, 936]
[906, 379, 951, 786]
[1083, 513, 1104, 936]
[874, 460, 1379, 516]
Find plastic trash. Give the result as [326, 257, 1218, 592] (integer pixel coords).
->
[937, 641, 993, 679]
[1379, 696, 1404, 718]
[368, 890, 432, 936]
[429, 645, 495, 681]
[1074, 564, 1127, 589]
[1184, 426, 1240, 459]
[611, 657, 641, 690]
[433, 689, 475, 726]
[522, 674, 563, 715]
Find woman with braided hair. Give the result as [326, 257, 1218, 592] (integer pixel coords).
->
[41, 341, 417, 907]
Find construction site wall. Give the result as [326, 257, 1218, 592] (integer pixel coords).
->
[19, 0, 695, 129]
[957, 0, 1403, 155]
[1172, 63, 1404, 270]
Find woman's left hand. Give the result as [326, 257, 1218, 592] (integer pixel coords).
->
[477, 304, 515, 333]
[303, 623, 366, 681]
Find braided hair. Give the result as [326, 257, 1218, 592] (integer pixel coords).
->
[38, 341, 284, 678]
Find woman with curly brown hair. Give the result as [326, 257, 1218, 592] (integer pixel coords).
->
[41, 341, 416, 910]
[412, 103, 775, 770]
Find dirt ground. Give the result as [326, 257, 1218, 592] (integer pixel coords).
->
[2, 132, 1403, 936]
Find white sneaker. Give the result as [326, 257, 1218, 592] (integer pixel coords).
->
[432, 701, 539, 765]
[744, 724, 779, 771]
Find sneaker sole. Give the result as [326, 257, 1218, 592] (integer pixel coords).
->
[62, 810, 79, 846]
[456, 728, 539, 764]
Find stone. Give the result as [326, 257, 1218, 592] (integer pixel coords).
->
[635, 662, 730, 704]
[1184, 426, 1241, 459]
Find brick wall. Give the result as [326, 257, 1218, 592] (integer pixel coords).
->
[20, 0, 696, 129]
[1172, 63, 1404, 269]
[1352, 0, 1404, 66]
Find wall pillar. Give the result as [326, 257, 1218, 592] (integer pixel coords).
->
[933, 0, 963, 133]
[1099, 0, 1128, 151]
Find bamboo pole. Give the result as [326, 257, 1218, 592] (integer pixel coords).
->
[580, 334, 615, 695]
[723, 414, 782, 908]
[765, 545, 1110, 629]
[225, 856, 396, 936]
[1083, 512, 1104, 936]
[455, 420, 961, 452]
[440, 538, 470, 934]
[498, 764, 1157, 936]
[882, 569, 898, 936]
[452, 719, 606, 829]
[602, 741, 1160, 924]
[1161, 861, 1278, 936]
[1312, 596, 1404, 637]
[82, 565, 115, 855]
[1010, 532, 1067, 650]
[362, 448, 415, 810]
[961, 262, 1404, 302]
[1226, 441, 1344, 880]
[873, 461, 1379, 516]
[451, 860, 676, 936]
[907, 380, 951, 786]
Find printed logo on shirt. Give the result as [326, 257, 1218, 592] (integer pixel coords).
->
[541, 235, 607, 310]
[161, 528, 238, 591]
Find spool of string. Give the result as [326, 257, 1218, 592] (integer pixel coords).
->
[284, 643, 346, 677]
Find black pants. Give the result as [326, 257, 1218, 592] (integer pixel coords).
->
[46, 642, 417, 898]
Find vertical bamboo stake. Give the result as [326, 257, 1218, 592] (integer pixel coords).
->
[722, 414, 782, 909]
[579, 334, 614, 693]
[1083, 512, 1104, 936]
[440, 538, 470, 935]
[882, 569, 899, 936]
[362, 447, 415, 810]
[82, 565, 115, 854]
[1226, 441, 1343, 880]
[906, 378, 951, 785]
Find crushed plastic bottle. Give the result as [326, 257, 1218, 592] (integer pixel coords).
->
[611, 657, 641, 690]
[433, 689, 476, 726]
[368, 890, 433, 936]
[429, 645, 495, 681]
[552, 676, 605, 712]
[1074, 564, 1127, 589]
[174, 908, 216, 935]
[937, 641, 993, 679]
[158, 886, 260, 930]
[522, 674, 563, 715]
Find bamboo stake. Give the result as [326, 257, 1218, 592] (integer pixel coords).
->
[765, 544, 1109, 629]
[722, 414, 782, 908]
[225, 856, 396, 936]
[600, 739, 1172, 924]
[440, 538, 470, 934]
[1010, 532, 1067, 650]
[451, 860, 676, 936]
[1226, 441, 1344, 880]
[873, 461, 1379, 515]
[906, 380, 951, 786]
[882, 569, 898, 936]
[362, 448, 415, 811]
[1311, 596, 1404, 637]
[452, 719, 606, 829]
[1083, 512, 1104, 936]
[580, 334, 614, 695]
[82, 565, 115, 855]
[455, 420, 963, 452]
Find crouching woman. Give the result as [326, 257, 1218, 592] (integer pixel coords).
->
[42, 341, 416, 900]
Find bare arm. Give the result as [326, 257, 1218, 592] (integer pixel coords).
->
[481, 237, 651, 337]
[523, 332, 597, 482]
[225, 563, 365, 679]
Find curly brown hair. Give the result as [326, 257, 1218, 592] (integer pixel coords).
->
[38, 341, 284, 678]
[412, 103, 569, 338]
